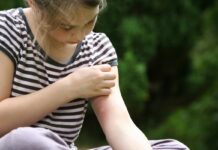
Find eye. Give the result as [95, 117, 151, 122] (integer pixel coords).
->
[59, 23, 75, 31]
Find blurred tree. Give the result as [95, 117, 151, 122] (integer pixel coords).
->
[143, 0, 216, 123]
[0, 0, 24, 10]
[119, 51, 149, 114]
[149, 1, 218, 149]
[96, 0, 216, 124]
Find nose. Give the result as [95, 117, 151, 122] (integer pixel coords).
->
[72, 28, 86, 42]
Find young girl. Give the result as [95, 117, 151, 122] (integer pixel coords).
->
[0, 0, 189, 149]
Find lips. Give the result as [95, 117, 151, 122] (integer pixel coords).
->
[68, 41, 79, 44]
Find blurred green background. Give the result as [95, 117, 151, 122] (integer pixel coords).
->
[1, 0, 218, 149]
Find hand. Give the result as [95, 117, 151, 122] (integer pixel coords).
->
[62, 64, 116, 99]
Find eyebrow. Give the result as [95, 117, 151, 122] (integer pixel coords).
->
[61, 14, 98, 28]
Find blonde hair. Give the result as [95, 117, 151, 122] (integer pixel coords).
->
[25, 0, 106, 29]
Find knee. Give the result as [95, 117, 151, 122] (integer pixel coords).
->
[150, 139, 190, 150]
[1, 127, 53, 150]
[170, 139, 189, 150]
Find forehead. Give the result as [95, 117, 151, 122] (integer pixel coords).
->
[58, 5, 100, 25]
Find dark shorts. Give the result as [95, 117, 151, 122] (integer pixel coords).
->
[0, 127, 189, 150]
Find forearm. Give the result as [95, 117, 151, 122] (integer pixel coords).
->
[91, 93, 152, 150]
[104, 118, 151, 150]
[0, 79, 74, 136]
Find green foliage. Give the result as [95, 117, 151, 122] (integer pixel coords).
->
[188, 40, 218, 92]
[0, 0, 24, 10]
[148, 0, 200, 48]
[118, 16, 157, 62]
[187, 1, 218, 97]
[150, 3, 218, 149]
[97, 0, 205, 121]
[149, 87, 218, 150]
[119, 51, 149, 113]
[96, 1, 158, 62]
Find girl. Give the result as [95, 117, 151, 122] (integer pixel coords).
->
[0, 0, 189, 149]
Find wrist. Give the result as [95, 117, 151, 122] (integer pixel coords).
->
[55, 78, 78, 102]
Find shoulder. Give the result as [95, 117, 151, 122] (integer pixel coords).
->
[0, 8, 25, 33]
[83, 31, 114, 51]
[85, 31, 107, 39]
[0, 8, 20, 22]
[0, 8, 27, 45]
[0, 8, 26, 67]
[84, 32, 111, 45]
[83, 32, 118, 66]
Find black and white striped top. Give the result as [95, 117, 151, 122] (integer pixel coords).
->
[0, 8, 118, 146]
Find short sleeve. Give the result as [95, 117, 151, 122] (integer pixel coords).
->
[91, 33, 118, 66]
[0, 12, 20, 67]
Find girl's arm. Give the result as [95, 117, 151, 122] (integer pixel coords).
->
[0, 51, 115, 137]
[0, 51, 77, 136]
[91, 66, 152, 150]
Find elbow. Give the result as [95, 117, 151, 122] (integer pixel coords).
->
[99, 106, 132, 129]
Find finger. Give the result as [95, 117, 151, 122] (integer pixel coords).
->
[101, 80, 116, 88]
[98, 88, 112, 96]
[102, 72, 116, 80]
[94, 64, 111, 72]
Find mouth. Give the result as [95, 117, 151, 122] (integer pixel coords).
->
[68, 41, 80, 44]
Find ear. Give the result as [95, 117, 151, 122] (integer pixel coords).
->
[27, 0, 34, 7]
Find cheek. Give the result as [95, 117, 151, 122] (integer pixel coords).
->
[86, 26, 94, 34]
[83, 25, 95, 36]
[49, 30, 69, 41]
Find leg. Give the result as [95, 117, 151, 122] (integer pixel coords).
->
[89, 145, 112, 150]
[150, 139, 190, 150]
[89, 139, 189, 150]
[0, 127, 70, 150]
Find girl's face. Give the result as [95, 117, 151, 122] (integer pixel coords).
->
[47, 6, 99, 45]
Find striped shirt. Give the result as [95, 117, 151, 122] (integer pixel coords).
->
[0, 8, 118, 146]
